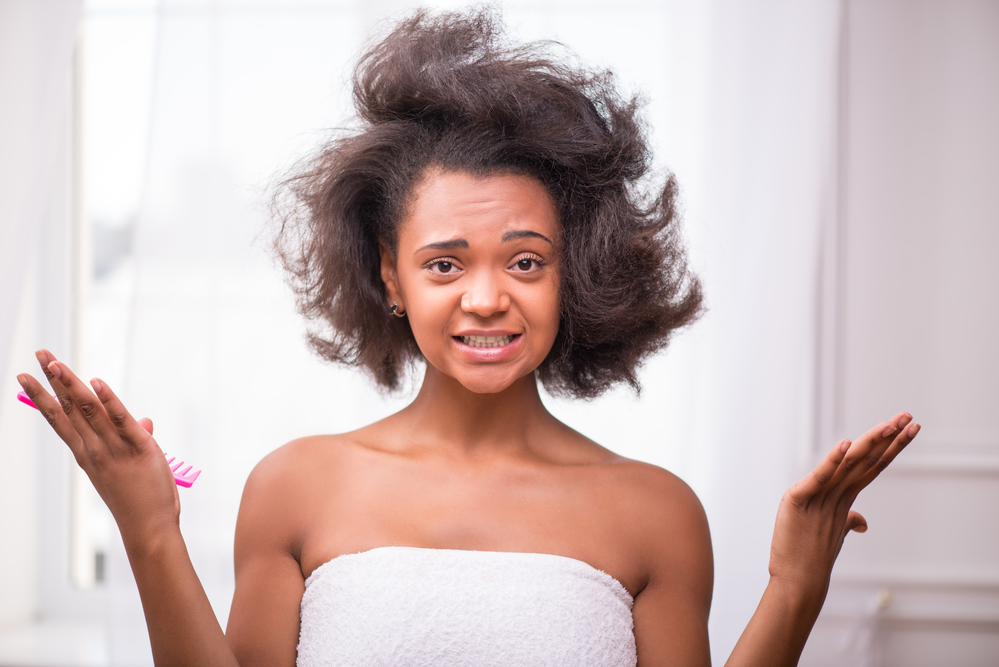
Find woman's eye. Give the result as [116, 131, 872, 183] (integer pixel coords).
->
[512, 257, 543, 272]
[425, 258, 460, 275]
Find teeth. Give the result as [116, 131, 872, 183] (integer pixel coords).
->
[460, 335, 514, 348]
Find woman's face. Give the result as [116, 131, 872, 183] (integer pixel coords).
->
[381, 169, 561, 394]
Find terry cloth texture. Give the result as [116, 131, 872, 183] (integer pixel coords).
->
[297, 546, 637, 667]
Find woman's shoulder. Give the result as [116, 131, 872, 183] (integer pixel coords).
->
[552, 425, 704, 518]
[545, 434, 711, 600]
[598, 455, 708, 540]
[243, 432, 373, 494]
[236, 433, 378, 550]
[590, 455, 712, 616]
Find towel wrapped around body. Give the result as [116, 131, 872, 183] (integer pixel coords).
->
[297, 546, 637, 667]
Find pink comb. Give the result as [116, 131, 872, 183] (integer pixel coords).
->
[17, 391, 200, 488]
[17, 391, 37, 409]
[164, 455, 201, 488]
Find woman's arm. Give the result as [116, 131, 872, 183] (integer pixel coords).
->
[227, 447, 309, 666]
[724, 412, 919, 667]
[17, 350, 300, 667]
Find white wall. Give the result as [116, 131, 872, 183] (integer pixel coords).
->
[801, 1, 999, 665]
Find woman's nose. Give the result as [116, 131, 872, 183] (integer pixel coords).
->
[460, 273, 510, 317]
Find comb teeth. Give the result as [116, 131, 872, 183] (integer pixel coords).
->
[163, 453, 201, 488]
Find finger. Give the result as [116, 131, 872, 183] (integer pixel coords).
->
[46, 360, 123, 450]
[16, 371, 87, 460]
[138, 417, 154, 435]
[835, 413, 912, 488]
[856, 421, 920, 489]
[846, 510, 867, 534]
[833, 510, 869, 560]
[89, 378, 155, 453]
[36, 350, 92, 435]
[789, 439, 851, 502]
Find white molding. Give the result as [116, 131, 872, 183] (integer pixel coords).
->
[891, 453, 999, 475]
[822, 576, 999, 626]
[832, 572, 999, 589]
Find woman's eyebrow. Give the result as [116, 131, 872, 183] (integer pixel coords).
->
[416, 238, 470, 252]
[502, 230, 552, 244]
[415, 231, 551, 253]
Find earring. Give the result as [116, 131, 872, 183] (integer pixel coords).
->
[390, 301, 406, 318]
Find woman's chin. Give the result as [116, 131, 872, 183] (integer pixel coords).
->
[456, 373, 523, 395]
[421, 353, 541, 396]
[441, 365, 537, 396]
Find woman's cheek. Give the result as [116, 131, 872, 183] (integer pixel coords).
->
[407, 286, 459, 354]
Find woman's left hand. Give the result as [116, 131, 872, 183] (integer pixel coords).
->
[768, 412, 920, 601]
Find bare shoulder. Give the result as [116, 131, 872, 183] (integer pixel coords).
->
[606, 458, 708, 537]
[243, 430, 379, 488]
[236, 433, 362, 552]
[595, 457, 711, 573]
[241, 436, 333, 504]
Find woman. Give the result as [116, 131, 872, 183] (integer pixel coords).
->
[16, 9, 918, 667]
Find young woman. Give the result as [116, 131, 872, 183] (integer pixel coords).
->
[17, 10, 919, 667]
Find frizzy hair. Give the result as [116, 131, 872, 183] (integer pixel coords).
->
[272, 7, 703, 398]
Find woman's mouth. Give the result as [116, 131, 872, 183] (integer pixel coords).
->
[453, 333, 523, 361]
[459, 334, 515, 348]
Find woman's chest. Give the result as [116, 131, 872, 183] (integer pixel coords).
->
[295, 457, 649, 599]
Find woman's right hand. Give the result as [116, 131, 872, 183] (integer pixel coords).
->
[17, 349, 181, 546]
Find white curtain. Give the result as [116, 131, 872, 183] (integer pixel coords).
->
[0, 0, 80, 384]
[0, 0, 81, 629]
[8, 0, 842, 664]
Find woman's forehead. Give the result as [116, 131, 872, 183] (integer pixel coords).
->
[397, 170, 559, 248]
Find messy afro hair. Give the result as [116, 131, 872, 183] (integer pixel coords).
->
[273, 8, 702, 398]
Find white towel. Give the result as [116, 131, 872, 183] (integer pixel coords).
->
[297, 546, 637, 667]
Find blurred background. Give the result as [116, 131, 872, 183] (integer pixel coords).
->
[1, 0, 997, 665]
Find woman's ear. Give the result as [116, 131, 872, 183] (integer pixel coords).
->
[379, 240, 402, 307]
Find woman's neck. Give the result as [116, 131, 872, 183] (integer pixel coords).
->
[396, 366, 557, 459]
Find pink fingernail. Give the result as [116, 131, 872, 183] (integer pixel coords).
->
[16, 374, 27, 390]
[882, 424, 897, 438]
[90, 378, 103, 393]
[47, 361, 62, 378]
[908, 423, 920, 437]
[840, 439, 852, 453]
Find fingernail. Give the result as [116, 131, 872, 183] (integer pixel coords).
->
[908, 423, 920, 437]
[840, 439, 852, 453]
[16, 374, 27, 389]
[36, 350, 49, 365]
[90, 378, 103, 393]
[881, 424, 897, 438]
[47, 361, 62, 378]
